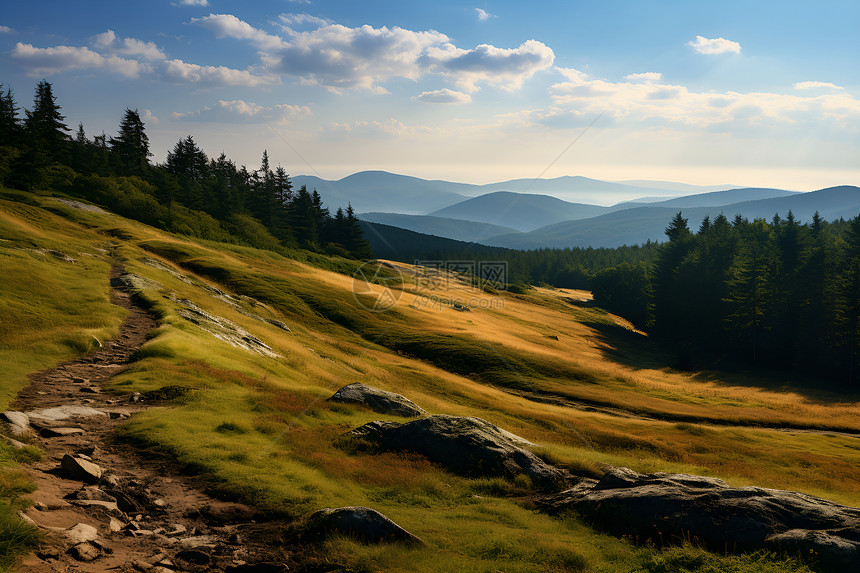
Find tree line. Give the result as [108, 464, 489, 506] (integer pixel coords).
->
[0, 80, 372, 258]
[591, 210, 860, 387]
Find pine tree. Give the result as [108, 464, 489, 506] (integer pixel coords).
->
[109, 108, 150, 174]
[344, 203, 373, 258]
[24, 80, 69, 158]
[0, 84, 21, 147]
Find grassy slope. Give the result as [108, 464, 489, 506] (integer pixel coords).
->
[3, 188, 853, 571]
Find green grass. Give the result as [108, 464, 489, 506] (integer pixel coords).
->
[0, 188, 855, 572]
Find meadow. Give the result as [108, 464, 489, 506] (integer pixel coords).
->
[3, 188, 858, 571]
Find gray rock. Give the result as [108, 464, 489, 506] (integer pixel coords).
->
[2, 411, 32, 437]
[60, 454, 102, 483]
[329, 383, 426, 417]
[65, 523, 99, 544]
[307, 506, 423, 545]
[69, 541, 101, 562]
[73, 486, 117, 503]
[27, 405, 107, 421]
[40, 426, 85, 437]
[345, 415, 565, 489]
[538, 466, 860, 570]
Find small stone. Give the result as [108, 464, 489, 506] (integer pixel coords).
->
[130, 392, 143, 402]
[69, 543, 102, 562]
[40, 426, 85, 437]
[132, 559, 155, 572]
[109, 517, 126, 532]
[72, 377, 89, 384]
[153, 498, 167, 508]
[37, 546, 61, 560]
[60, 455, 102, 482]
[81, 386, 101, 394]
[166, 524, 187, 537]
[65, 523, 99, 544]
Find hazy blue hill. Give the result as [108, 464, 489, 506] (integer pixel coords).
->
[648, 187, 800, 208]
[619, 180, 742, 193]
[291, 171, 471, 214]
[486, 186, 860, 249]
[359, 212, 520, 243]
[430, 191, 610, 231]
[475, 175, 673, 202]
[359, 220, 503, 260]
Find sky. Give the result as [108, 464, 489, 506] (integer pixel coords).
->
[1, 0, 859, 191]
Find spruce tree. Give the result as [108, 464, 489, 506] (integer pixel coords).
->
[109, 108, 150, 174]
[0, 84, 21, 147]
[24, 80, 69, 158]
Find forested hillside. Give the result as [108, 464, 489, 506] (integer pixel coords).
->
[592, 212, 860, 387]
[0, 80, 371, 258]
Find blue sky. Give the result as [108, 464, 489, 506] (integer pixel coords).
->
[1, 0, 858, 191]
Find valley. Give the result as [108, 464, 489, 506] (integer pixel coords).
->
[2, 189, 859, 571]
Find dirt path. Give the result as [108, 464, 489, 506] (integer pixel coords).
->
[10, 266, 292, 572]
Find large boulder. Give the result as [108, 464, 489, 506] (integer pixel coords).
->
[306, 506, 423, 545]
[328, 383, 425, 417]
[539, 466, 860, 571]
[345, 415, 566, 489]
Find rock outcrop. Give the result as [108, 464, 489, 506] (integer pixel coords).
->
[328, 383, 425, 417]
[345, 415, 566, 489]
[538, 466, 860, 571]
[306, 506, 423, 545]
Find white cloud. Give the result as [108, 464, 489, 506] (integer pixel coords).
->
[192, 13, 285, 50]
[413, 88, 472, 104]
[268, 23, 450, 91]
[159, 59, 278, 87]
[277, 13, 333, 31]
[534, 70, 860, 133]
[688, 35, 741, 55]
[794, 81, 844, 90]
[420, 39, 555, 92]
[172, 99, 311, 122]
[625, 72, 662, 83]
[0, 25, 14, 34]
[91, 30, 166, 60]
[11, 42, 143, 78]
[178, 0, 209, 6]
[142, 109, 159, 125]
[475, 8, 495, 22]
[194, 14, 552, 94]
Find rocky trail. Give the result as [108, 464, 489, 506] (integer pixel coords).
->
[6, 266, 292, 573]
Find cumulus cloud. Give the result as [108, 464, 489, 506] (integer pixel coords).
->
[625, 72, 662, 83]
[172, 99, 311, 123]
[192, 13, 285, 50]
[11, 42, 144, 78]
[193, 14, 553, 93]
[268, 23, 450, 91]
[420, 39, 554, 92]
[413, 88, 472, 104]
[475, 8, 495, 22]
[142, 109, 159, 125]
[91, 30, 166, 60]
[533, 69, 860, 133]
[160, 59, 278, 87]
[277, 13, 333, 31]
[794, 81, 844, 90]
[688, 35, 741, 55]
[178, 0, 209, 6]
[0, 25, 14, 33]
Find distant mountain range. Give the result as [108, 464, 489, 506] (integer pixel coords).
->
[292, 170, 858, 249]
[487, 186, 860, 249]
[292, 170, 744, 214]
